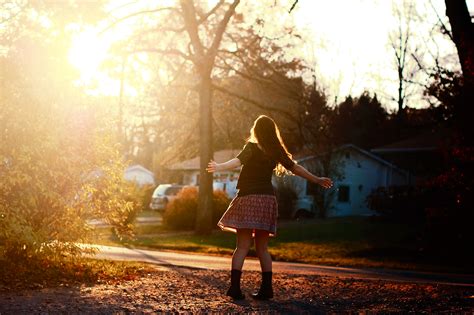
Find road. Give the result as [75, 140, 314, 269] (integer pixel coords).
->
[86, 244, 474, 287]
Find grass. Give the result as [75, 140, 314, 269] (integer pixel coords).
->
[137, 209, 163, 218]
[92, 216, 474, 274]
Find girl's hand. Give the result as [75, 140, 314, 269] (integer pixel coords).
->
[206, 160, 219, 173]
[317, 177, 333, 189]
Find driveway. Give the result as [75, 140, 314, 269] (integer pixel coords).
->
[86, 244, 474, 287]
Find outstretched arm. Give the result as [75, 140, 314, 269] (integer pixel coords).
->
[290, 164, 333, 189]
[206, 158, 242, 173]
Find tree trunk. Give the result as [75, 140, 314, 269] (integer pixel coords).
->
[195, 73, 214, 234]
[445, 0, 474, 143]
[445, 0, 474, 88]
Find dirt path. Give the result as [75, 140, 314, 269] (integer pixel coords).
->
[1, 265, 473, 313]
[89, 244, 474, 287]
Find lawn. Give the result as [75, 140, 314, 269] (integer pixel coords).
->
[93, 216, 474, 273]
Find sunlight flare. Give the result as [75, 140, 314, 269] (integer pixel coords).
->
[68, 27, 109, 81]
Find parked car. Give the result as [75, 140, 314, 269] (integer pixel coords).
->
[149, 184, 184, 211]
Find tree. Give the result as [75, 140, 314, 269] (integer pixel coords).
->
[445, 0, 474, 89]
[444, 0, 474, 143]
[388, 0, 421, 122]
[331, 93, 390, 149]
[104, 1, 241, 234]
[105, 0, 315, 232]
[180, 0, 240, 234]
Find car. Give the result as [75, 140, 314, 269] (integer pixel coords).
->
[149, 184, 185, 211]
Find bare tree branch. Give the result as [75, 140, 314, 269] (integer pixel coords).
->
[180, 0, 205, 59]
[126, 48, 192, 61]
[289, 0, 298, 13]
[197, 0, 225, 24]
[428, 0, 454, 41]
[100, 7, 179, 34]
[207, 0, 240, 64]
[212, 83, 298, 123]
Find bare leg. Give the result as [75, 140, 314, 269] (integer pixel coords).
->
[231, 229, 253, 270]
[255, 230, 272, 272]
[253, 229, 274, 299]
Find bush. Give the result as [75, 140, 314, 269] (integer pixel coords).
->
[366, 185, 426, 221]
[140, 184, 155, 211]
[162, 187, 230, 230]
[0, 99, 138, 263]
[421, 146, 474, 249]
[0, 40, 140, 266]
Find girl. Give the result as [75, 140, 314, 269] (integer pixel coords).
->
[206, 115, 333, 300]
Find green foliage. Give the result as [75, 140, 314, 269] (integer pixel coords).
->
[162, 187, 230, 230]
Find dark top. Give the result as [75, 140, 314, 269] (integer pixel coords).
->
[235, 142, 295, 196]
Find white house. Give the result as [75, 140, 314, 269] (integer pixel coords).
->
[124, 164, 156, 187]
[290, 144, 410, 217]
[168, 149, 240, 198]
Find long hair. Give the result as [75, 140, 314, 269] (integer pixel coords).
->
[248, 115, 294, 175]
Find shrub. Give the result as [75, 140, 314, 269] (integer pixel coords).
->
[163, 187, 230, 230]
[162, 187, 198, 230]
[0, 42, 139, 266]
[366, 185, 426, 221]
[0, 104, 138, 263]
[421, 146, 474, 249]
[140, 184, 155, 211]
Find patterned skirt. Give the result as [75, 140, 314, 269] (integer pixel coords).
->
[217, 194, 278, 237]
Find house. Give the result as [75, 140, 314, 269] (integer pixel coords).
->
[289, 144, 410, 217]
[168, 144, 410, 216]
[168, 149, 241, 198]
[370, 128, 450, 182]
[124, 164, 156, 187]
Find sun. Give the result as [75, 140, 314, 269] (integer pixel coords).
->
[68, 27, 120, 96]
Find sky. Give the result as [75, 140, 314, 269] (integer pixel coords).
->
[291, 0, 474, 109]
[68, 0, 474, 111]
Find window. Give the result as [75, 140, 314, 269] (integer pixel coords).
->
[338, 185, 350, 202]
[166, 186, 183, 196]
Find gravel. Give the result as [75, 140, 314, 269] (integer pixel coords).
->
[1, 265, 473, 313]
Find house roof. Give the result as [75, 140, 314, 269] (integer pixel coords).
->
[125, 164, 155, 176]
[168, 149, 241, 170]
[169, 144, 408, 176]
[297, 144, 408, 176]
[371, 129, 450, 153]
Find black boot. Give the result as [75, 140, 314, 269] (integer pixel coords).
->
[252, 271, 273, 300]
[226, 269, 245, 300]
